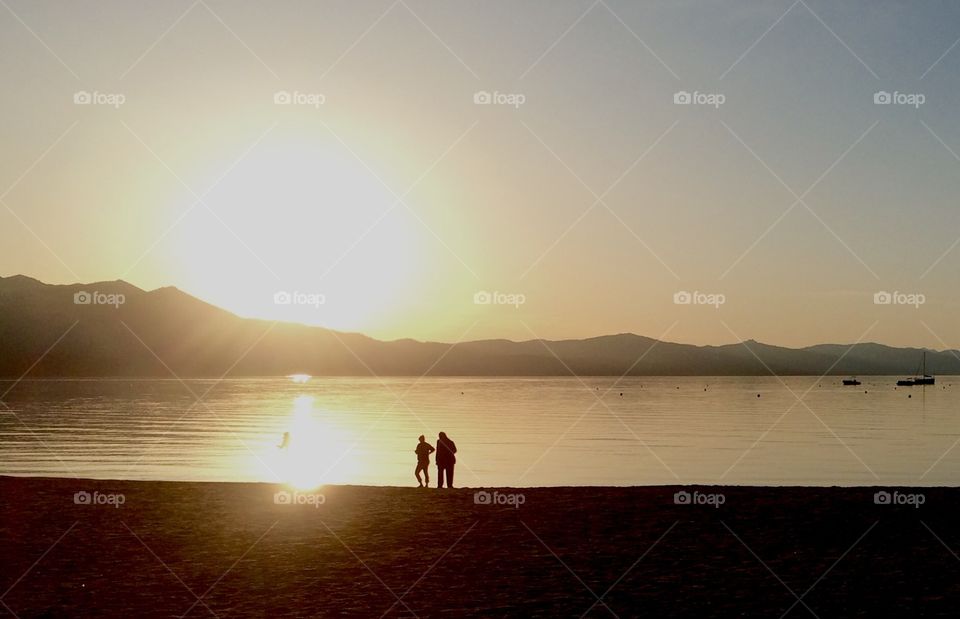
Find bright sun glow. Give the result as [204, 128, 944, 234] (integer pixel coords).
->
[262, 395, 361, 489]
[173, 133, 425, 334]
[288, 374, 311, 384]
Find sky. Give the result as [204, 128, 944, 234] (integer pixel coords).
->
[2, 0, 960, 349]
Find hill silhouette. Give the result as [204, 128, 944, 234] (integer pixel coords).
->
[1, 274, 958, 378]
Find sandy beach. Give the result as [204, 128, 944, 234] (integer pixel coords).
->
[2, 477, 959, 617]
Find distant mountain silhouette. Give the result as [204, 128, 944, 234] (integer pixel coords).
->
[1, 274, 958, 377]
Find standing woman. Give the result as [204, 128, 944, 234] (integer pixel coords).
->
[435, 432, 457, 488]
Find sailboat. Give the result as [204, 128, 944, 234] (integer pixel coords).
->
[897, 352, 935, 386]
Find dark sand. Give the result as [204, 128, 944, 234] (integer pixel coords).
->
[2, 477, 959, 617]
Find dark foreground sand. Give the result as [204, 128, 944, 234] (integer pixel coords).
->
[2, 478, 959, 617]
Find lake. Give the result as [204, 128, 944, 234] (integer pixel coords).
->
[1, 376, 958, 487]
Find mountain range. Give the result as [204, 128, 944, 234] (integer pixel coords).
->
[1, 274, 957, 378]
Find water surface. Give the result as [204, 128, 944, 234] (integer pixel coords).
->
[1, 376, 958, 487]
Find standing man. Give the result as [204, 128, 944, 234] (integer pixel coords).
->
[436, 432, 457, 488]
[414, 435, 434, 487]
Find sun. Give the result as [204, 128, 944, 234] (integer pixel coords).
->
[171, 131, 425, 334]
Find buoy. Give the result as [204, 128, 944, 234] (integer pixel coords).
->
[620, 392, 623, 397]
[757, 393, 761, 398]
[908, 394, 912, 398]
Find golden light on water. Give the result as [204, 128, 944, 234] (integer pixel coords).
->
[260, 395, 363, 490]
[288, 374, 311, 384]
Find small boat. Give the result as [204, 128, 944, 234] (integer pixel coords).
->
[842, 378, 861, 386]
[897, 352, 935, 387]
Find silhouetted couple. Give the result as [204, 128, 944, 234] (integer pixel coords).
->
[414, 432, 457, 488]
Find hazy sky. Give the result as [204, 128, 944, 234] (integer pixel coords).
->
[2, 0, 960, 348]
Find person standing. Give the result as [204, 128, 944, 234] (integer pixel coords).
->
[435, 432, 457, 488]
[414, 435, 434, 487]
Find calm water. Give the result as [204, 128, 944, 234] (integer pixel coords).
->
[1, 376, 959, 487]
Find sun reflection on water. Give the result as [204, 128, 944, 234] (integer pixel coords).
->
[260, 394, 362, 489]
